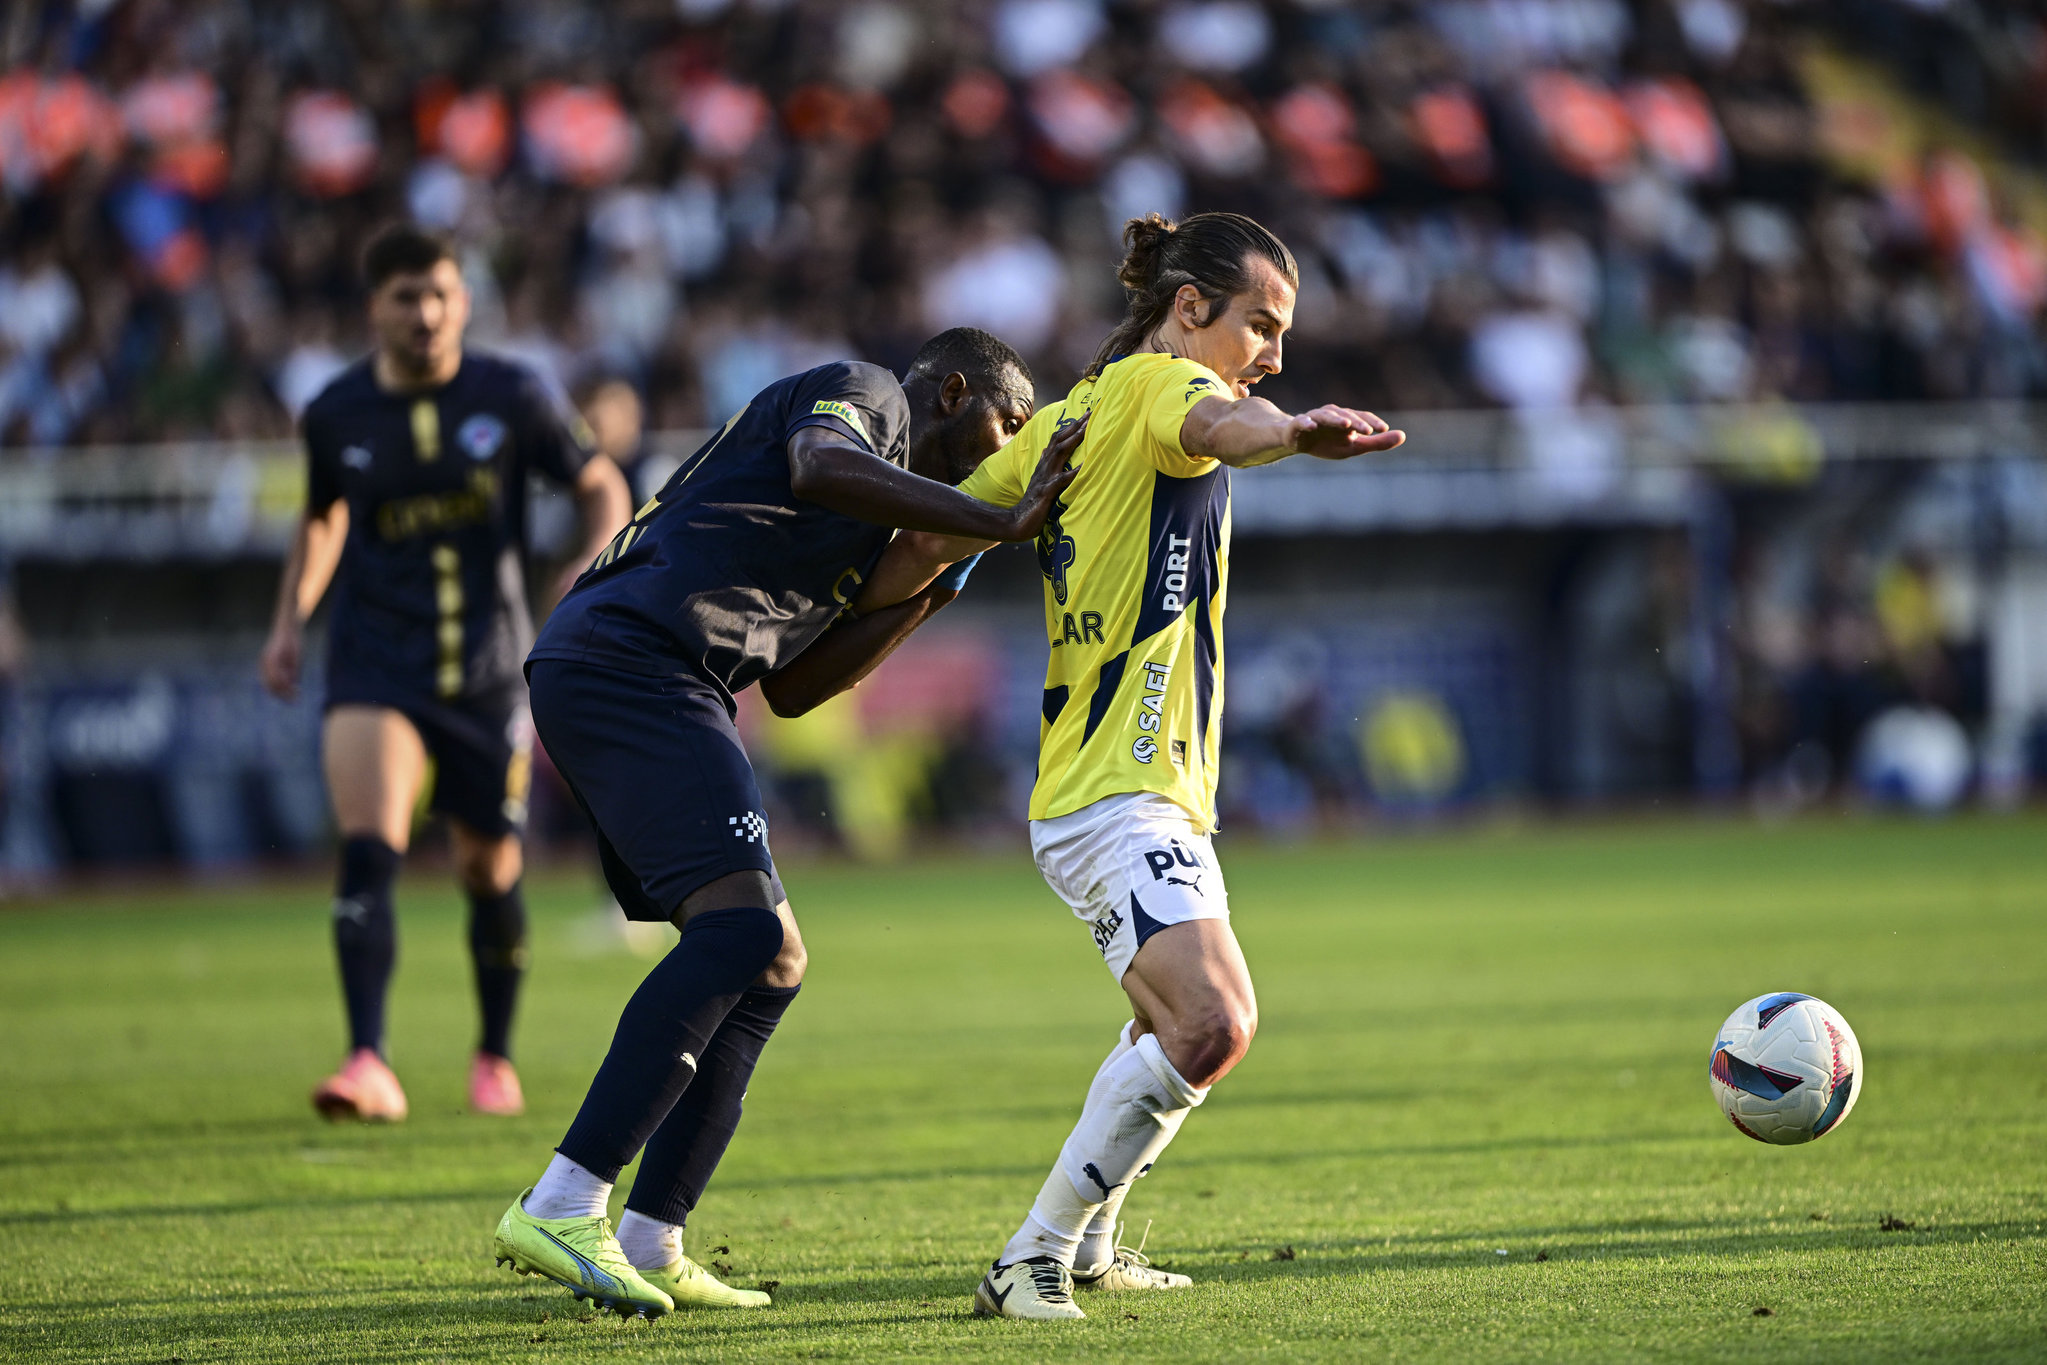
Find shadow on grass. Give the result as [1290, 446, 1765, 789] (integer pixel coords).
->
[1171, 1216, 2047, 1286]
[711, 1127, 1706, 1197]
[714, 1216, 2047, 1309]
[0, 1128, 1712, 1228]
[0, 1186, 507, 1227]
[20, 1284, 1003, 1365]
[15, 1217, 2041, 1363]
[0, 1114, 318, 1165]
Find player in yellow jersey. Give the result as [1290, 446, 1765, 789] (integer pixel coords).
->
[856, 211, 1405, 1319]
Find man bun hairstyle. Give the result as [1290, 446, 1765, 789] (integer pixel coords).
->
[908, 325, 1033, 395]
[1090, 211, 1299, 376]
[362, 222, 458, 290]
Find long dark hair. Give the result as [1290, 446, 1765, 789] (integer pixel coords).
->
[1088, 212, 1299, 377]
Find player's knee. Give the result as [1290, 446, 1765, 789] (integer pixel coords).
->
[1182, 1008, 1255, 1086]
[759, 917, 806, 988]
[456, 838, 521, 896]
[678, 902, 784, 979]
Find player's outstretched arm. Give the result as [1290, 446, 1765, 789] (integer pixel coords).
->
[787, 421, 1077, 541]
[259, 501, 348, 700]
[1182, 396, 1405, 468]
[758, 582, 959, 717]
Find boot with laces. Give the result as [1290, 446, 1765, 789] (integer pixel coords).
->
[1074, 1221, 1192, 1291]
[972, 1256, 1086, 1320]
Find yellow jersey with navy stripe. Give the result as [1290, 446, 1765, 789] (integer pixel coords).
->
[960, 351, 1231, 828]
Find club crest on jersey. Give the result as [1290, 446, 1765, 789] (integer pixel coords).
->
[341, 444, 373, 470]
[1185, 375, 1218, 401]
[458, 414, 507, 461]
[1038, 495, 1076, 605]
[811, 399, 869, 446]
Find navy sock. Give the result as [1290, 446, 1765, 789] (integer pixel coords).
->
[467, 882, 529, 1060]
[556, 906, 784, 1181]
[626, 983, 800, 1226]
[333, 836, 401, 1055]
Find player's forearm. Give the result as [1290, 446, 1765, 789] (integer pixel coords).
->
[853, 531, 996, 614]
[277, 507, 344, 626]
[1181, 396, 1300, 467]
[759, 587, 952, 717]
[568, 456, 633, 571]
[789, 438, 1021, 539]
[270, 525, 309, 630]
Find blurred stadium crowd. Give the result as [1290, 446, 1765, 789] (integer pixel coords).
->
[7, 0, 2047, 874]
[2, 0, 2047, 447]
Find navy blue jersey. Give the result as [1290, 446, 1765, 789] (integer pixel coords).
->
[304, 352, 593, 704]
[530, 361, 909, 702]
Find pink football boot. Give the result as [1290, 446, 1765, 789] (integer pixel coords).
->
[311, 1048, 409, 1122]
[469, 1052, 525, 1116]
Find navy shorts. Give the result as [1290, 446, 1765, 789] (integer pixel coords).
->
[527, 658, 783, 922]
[325, 677, 533, 839]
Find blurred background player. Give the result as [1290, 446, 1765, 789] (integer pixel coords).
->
[259, 224, 632, 1122]
[490, 328, 1082, 1317]
[861, 212, 1405, 1320]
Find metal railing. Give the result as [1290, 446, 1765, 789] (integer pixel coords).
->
[4, 402, 2042, 557]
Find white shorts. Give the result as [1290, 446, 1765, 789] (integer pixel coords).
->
[1029, 792, 1230, 983]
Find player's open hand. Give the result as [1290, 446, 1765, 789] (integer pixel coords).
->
[1289, 405, 1405, 460]
[259, 622, 302, 700]
[1004, 411, 1087, 540]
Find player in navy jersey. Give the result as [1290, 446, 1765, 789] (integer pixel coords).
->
[488, 328, 1087, 1317]
[260, 224, 633, 1123]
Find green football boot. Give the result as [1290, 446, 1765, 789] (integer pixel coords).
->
[492, 1189, 675, 1319]
[639, 1254, 774, 1309]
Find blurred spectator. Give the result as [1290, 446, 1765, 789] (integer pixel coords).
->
[921, 205, 1066, 357]
[0, 0, 2035, 457]
[580, 376, 650, 501]
[273, 308, 348, 421]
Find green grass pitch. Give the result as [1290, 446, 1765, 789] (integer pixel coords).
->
[2, 815, 2043, 1362]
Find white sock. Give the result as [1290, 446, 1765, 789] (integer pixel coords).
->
[1001, 1020, 1137, 1268]
[1075, 1105, 1189, 1275]
[525, 1153, 613, 1221]
[1001, 1032, 1205, 1267]
[1087, 1021, 1138, 1108]
[1070, 1021, 1139, 1273]
[616, 1209, 685, 1270]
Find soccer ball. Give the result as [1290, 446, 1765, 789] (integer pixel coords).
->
[1709, 993, 1862, 1144]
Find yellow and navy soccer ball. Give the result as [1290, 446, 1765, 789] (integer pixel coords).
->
[1709, 993, 1862, 1145]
